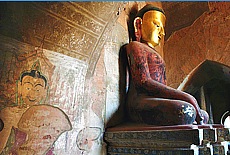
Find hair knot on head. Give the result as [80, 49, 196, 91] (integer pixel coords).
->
[136, 4, 165, 18]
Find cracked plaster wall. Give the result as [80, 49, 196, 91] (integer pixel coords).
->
[164, 2, 230, 88]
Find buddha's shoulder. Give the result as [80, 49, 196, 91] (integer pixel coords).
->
[126, 41, 143, 48]
[1, 106, 27, 115]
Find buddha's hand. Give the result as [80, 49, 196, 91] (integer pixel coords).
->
[197, 110, 209, 124]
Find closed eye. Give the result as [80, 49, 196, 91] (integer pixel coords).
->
[153, 22, 160, 27]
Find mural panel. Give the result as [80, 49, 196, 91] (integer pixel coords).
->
[0, 2, 127, 154]
[0, 35, 89, 154]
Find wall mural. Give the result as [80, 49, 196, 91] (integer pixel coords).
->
[0, 35, 103, 154]
[0, 2, 126, 154]
[0, 43, 72, 155]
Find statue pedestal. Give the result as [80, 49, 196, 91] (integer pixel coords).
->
[104, 123, 229, 155]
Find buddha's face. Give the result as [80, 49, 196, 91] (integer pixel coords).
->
[141, 10, 166, 48]
[20, 75, 46, 105]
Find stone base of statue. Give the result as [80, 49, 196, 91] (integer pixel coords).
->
[104, 123, 230, 155]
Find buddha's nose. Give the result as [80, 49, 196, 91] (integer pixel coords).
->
[160, 28, 165, 36]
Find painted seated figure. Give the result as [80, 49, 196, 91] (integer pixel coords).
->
[1, 105, 72, 155]
[125, 4, 209, 126]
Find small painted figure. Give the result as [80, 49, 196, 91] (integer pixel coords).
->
[125, 4, 209, 125]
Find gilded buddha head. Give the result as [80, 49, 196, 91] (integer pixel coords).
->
[134, 4, 166, 48]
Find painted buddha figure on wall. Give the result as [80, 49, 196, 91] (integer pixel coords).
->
[125, 4, 209, 126]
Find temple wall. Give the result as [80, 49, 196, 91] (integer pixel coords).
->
[164, 2, 230, 88]
[0, 2, 128, 154]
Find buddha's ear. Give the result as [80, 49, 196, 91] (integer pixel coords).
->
[134, 17, 142, 42]
[17, 81, 22, 97]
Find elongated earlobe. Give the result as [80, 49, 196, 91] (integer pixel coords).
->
[134, 17, 142, 42]
[17, 81, 22, 105]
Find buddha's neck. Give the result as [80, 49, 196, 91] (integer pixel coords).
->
[147, 42, 156, 49]
[141, 40, 157, 49]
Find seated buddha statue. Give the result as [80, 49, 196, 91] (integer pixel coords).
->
[125, 4, 209, 126]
